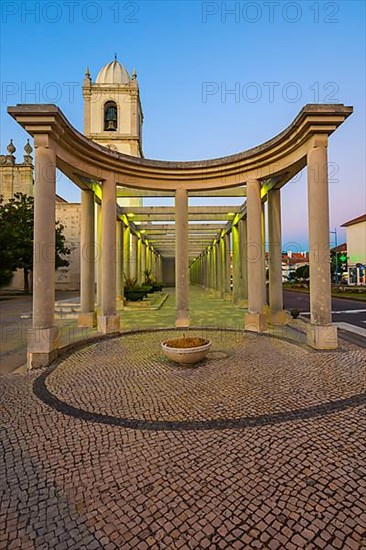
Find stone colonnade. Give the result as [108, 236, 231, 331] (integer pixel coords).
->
[188, 140, 336, 350]
[27, 165, 161, 367]
[8, 101, 351, 370]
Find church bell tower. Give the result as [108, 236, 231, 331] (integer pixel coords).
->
[82, 57, 143, 157]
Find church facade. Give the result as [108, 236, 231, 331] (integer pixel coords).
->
[0, 58, 142, 290]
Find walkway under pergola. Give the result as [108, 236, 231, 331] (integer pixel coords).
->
[8, 103, 352, 368]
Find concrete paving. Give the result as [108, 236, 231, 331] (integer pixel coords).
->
[1, 324, 365, 549]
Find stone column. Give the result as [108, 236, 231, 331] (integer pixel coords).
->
[268, 189, 286, 325]
[96, 202, 102, 306]
[175, 188, 190, 327]
[137, 237, 142, 284]
[157, 254, 162, 282]
[232, 220, 248, 306]
[78, 189, 96, 327]
[307, 139, 337, 349]
[219, 237, 226, 298]
[27, 137, 58, 368]
[116, 221, 124, 302]
[224, 233, 231, 299]
[239, 218, 249, 302]
[130, 233, 138, 279]
[215, 241, 222, 297]
[261, 203, 268, 305]
[202, 254, 207, 289]
[98, 177, 120, 333]
[123, 225, 130, 280]
[211, 246, 216, 292]
[245, 179, 267, 332]
[141, 240, 146, 282]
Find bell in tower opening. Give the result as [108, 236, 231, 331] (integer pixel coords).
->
[104, 101, 118, 131]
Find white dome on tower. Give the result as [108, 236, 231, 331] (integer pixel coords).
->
[95, 59, 130, 84]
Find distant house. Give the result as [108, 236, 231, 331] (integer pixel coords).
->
[282, 251, 309, 281]
[341, 214, 366, 285]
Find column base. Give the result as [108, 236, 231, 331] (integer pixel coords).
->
[245, 312, 268, 332]
[78, 311, 96, 328]
[27, 326, 59, 369]
[97, 314, 120, 334]
[175, 310, 190, 328]
[307, 324, 338, 350]
[269, 309, 289, 326]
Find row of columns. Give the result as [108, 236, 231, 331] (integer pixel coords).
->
[28, 143, 162, 368]
[28, 135, 336, 367]
[187, 141, 336, 349]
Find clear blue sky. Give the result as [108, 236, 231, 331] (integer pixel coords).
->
[1, 0, 365, 249]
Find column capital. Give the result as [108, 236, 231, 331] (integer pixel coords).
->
[308, 134, 328, 149]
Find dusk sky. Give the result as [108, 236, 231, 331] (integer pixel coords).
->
[1, 0, 365, 250]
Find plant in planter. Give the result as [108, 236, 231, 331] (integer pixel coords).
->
[143, 268, 164, 292]
[161, 333, 212, 365]
[124, 276, 151, 302]
[151, 281, 164, 292]
[143, 268, 153, 285]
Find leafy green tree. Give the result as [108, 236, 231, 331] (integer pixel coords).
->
[294, 264, 309, 280]
[0, 193, 70, 293]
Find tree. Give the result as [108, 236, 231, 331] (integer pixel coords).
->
[288, 264, 309, 282]
[294, 264, 309, 280]
[0, 193, 70, 293]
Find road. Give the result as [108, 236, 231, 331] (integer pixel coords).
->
[283, 290, 366, 346]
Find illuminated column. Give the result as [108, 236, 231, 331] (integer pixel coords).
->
[27, 137, 58, 368]
[211, 245, 216, 292]
[306, 138, 337, 349]
[232, 220, 248, 306]
[202, 254, 207, 289]
[215, 241, 222, 296]
[206, 251, 210, 289]
[175, 188, 190, 327]
[217, 235, 226, 298]
[205, 250, 210, 289]
[130, 233, 138, 279]
[137, 237, 143, 284]
[141, 240, 146, 282]
[157, 254, 162, 281]
[78, 189, 96, 327]
[96, 202, 102, 306]
[98, 177, 120, 334]
[268, 189, 286, 324]
[123, 225, 130, 280]
[245, 178, 267, 332]
[224, 233, 231, 299]
[239, 218, 249, 301]
[261, 203, 267, 305]
[116, 220, 124, 301]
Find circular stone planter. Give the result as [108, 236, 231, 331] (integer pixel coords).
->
[161, 337, 212, 365]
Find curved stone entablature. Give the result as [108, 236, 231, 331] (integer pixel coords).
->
[8, 103, 352, 191]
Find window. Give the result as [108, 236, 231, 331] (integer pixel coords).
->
[104, 101, 117, 131]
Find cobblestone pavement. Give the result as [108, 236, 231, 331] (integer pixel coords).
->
[1, 330, 366, 549]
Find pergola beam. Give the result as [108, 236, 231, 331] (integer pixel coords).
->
[121, 206, 241, 215]
[116, 187, 246, 198]
[138, 223, 227, 232]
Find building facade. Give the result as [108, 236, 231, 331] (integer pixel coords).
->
[341, 214, 366, 285]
